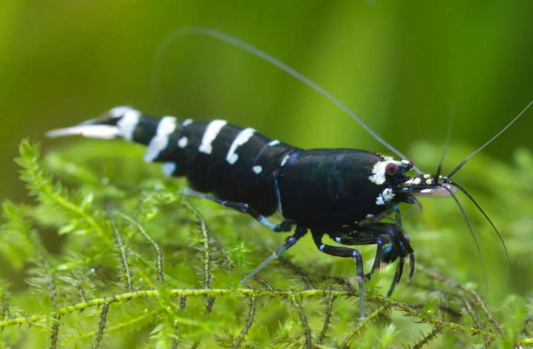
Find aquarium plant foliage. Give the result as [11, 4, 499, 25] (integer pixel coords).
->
[0, 139, 533, 348]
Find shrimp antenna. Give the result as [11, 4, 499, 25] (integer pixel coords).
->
[442, 185, 488, 296]
[153, 26, 422, 174]
[435, 110, 454, 181]
[450, 181, 510, 281]
[448, 99, 533, 179]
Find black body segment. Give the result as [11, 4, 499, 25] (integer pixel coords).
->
[132, 117, 161, 145]
[277, 149, 388, 229]
[131, 115, 297, 216]
[58, 108, 401, 227]
[130, 114, 395, 225]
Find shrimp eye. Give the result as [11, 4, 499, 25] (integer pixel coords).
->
[385, 163, 398, 175]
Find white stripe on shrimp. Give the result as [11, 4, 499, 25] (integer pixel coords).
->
[226, 128, 255, 165]
[144, 116, 178, 162]
[117, 108, 142, 141]
[199, 120, 227, 155]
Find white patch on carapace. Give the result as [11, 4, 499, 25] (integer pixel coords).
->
[144, 116, 178, 162]
[423, 174, 432, 179]
[366, 214, 374, 219]
[182, 119, 193, 127]
[268, 140, 280, 147]
[46, 125, 120, 139]
[281, 154, 291, 167]
[382, 188, 395, 202]
[376, 188, 395, 206]
[369, 157, 397, 185]
[335, 237, 342, 243]
[162, 162, 176, 176]
[178, 137, 188, 148]
[425, 179, 432, 185]
[226, 128, 255, 164]
[252, 165, 262, 174]
[199, 120, 227, 155]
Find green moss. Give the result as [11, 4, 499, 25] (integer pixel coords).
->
[0, 139, 532, 348]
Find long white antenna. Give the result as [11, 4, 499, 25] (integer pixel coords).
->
[448, 99, 533, 178]
[153, 26, 422, 174]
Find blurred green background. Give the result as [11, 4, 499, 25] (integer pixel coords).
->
[1, 1, 533, 345]
[1, 0, 532, 202]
